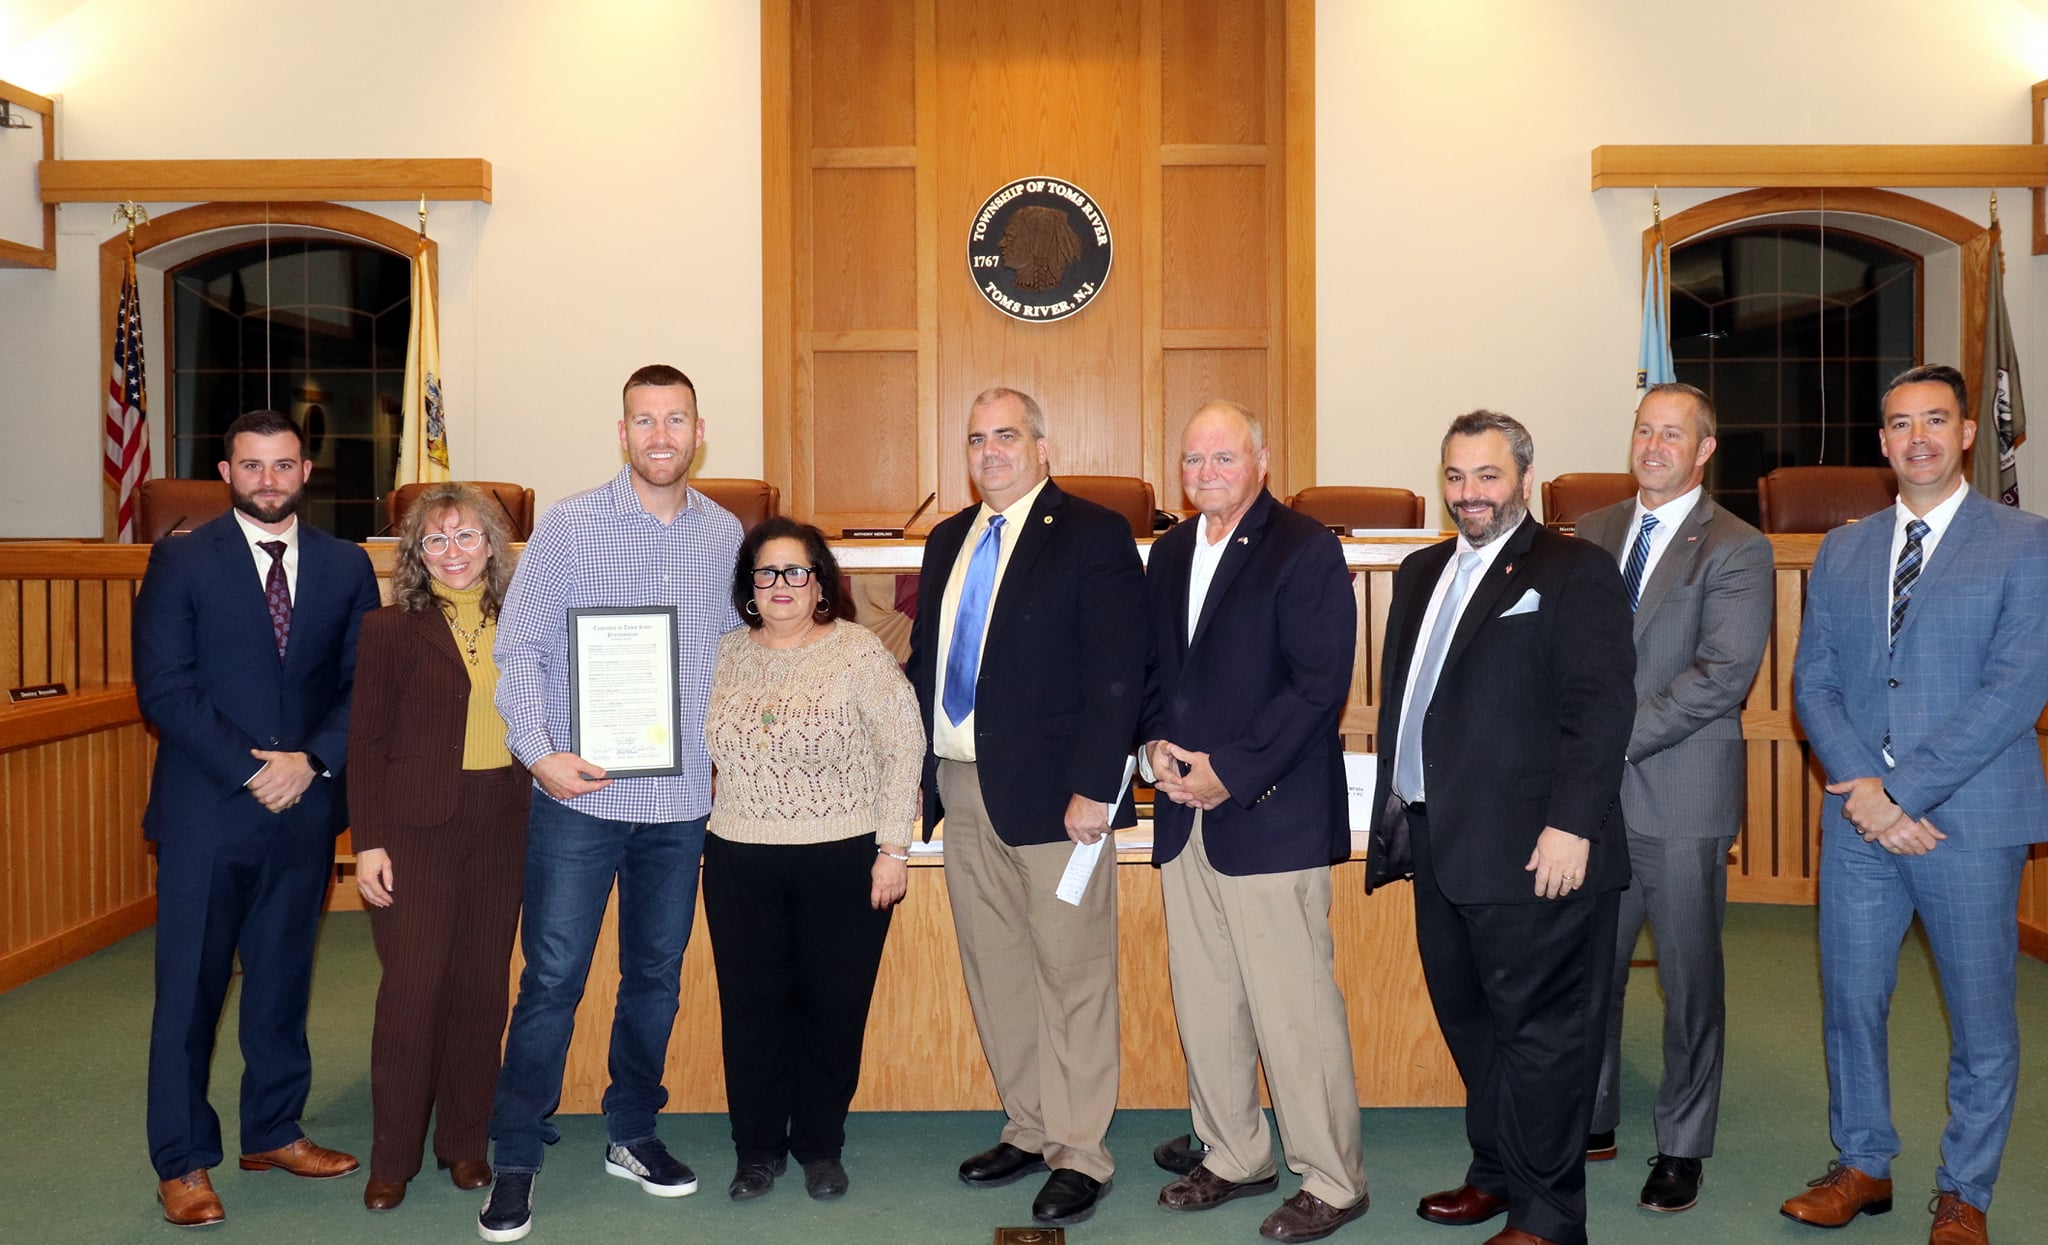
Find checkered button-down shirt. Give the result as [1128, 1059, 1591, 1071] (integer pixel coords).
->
[495, 469, 744, 822]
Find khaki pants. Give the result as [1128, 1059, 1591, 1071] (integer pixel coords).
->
[1160, 813, 1367, 1208]
[939, 760, 1119, 1179]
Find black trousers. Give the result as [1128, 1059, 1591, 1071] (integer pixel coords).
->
[1409, 805, 1619, 1245]
[701, 833, 893, 1163]
[365, 765, 528, 1180]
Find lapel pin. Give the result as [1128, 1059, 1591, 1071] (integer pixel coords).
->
[1237, 536, 1248, 545]
[1042, 515, 1053, 525]
[1504, 563, 1514, 575]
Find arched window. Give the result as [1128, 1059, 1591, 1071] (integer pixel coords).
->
[1670, 226, 1920, 524]
[167, 237, 412, 539]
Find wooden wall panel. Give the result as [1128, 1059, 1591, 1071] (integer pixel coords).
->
[1162, 166, 1269, 329]
[805, 0, 918, 147]
[1161, 348, 1267, 509]
[768, 0, 1314, 531]
[1161, 0, 1267, 145]
[809, 169, 918, 332]
[811, 352, 921, 516]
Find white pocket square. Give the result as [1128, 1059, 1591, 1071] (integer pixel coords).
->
[1500, 588, 1541, 617]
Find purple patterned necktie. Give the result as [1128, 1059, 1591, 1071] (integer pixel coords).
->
[259, 540, 291, 662]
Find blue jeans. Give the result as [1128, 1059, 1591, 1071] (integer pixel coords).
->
[488, 796, 705, 1173]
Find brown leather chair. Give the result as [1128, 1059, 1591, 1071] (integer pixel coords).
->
[1756, 466, 1898, 534]
[1286, 486, 1428, 531]
[384, 481, 537, 539]
[692, 478, 782, 531]
[1056, 475, 1156, 538]
[1541, 472, 1638, 534]
[135, 478, 232, 541]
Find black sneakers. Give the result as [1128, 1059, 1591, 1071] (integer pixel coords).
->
[477, 1170, 534, 1242]
[604, 1139, 700, 1197]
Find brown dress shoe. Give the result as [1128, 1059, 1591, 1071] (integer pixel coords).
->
[1259, 1189, 1369, 1243]
[1417, 1183, 1509, 1226]
[158, 1169, 226, 1227]
[363, 1177, 406, 1211]
[1928, 1192, 1989, 1245]
[443, 1158, 493, 1190]
[1780, 1162, 1893, 1227]
[1159, 1165, 1280, 1211]
[239, 1136, 361, 1179]
[1483, 1230, 1560, 1245]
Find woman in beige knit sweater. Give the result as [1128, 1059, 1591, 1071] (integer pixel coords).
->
[704, 517, 923, 1205]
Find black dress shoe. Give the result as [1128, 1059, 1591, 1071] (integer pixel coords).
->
[1032, 1170, 1109, 1226]
[727, 1156, 786, 1202]
[1585, 1130, 1617, 1162]
[958, 1142, 1047, 1188]
[801, 1158, 848, 1201]
[1639, 1155, 1702, 1213]
[1153, 1133, 1212, 1175]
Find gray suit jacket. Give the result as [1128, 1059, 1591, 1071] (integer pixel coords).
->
[1577, 494, 1774, 840]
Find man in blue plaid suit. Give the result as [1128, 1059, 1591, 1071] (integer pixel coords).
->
[1785, 364, 2048, 1245]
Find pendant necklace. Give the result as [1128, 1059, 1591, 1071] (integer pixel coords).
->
[449, 616, 489, 666]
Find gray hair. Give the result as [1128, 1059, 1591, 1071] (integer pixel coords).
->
[970, 387, 1047, 440]
[1191, 399, 1266, 453]
[1442, 409, 1535, 476]
[1639, 382, 1717, 439]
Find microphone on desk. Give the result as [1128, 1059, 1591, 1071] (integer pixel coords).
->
[843, 491, 937, 541]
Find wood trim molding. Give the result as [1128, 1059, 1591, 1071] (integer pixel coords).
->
[96, 202, 438, 539]
[0, 686, 139, 753]
[0, 79, 56, 268]
[0, 895, 157, 995]
[2033, 79, 2048, 255]
[1162, 143, 1268, 166]
[1282, 0, 1316, 493]
[39, 158, 492, 204]
[1591, 144, 2048, 190]
[810, 146, 918, 169]
[761, 0, 795, 514]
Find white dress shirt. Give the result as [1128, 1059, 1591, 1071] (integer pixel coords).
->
[231, 508, 300, 602]
[933, 475, 1052, 764]
[1395, 523, 1516, 800]
[1621, 484, 1702, 589]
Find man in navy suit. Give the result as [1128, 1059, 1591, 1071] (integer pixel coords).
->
[1144, 401, 1369, 1245]
[1367, 410, 1636, 1245]
[1784, 365, 2048, 1245]
[906, 387, 1147, 1229]
[135, 409, 379, 1227]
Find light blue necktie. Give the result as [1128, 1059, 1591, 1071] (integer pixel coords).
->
[943, 514, 1005, 726]
[1395, 550, 1480, 801]
[1622, 512, 1658, 611]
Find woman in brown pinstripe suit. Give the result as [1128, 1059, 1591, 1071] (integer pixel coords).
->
[347, 483, 530, 1212]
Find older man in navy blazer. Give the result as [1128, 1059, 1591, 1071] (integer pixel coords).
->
[1785, 364, 2048, 1245]
[135, 410, 379, 1227]
[1144, 400, 1369, 1245]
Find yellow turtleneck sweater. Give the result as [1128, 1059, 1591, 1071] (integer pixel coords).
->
[431, 579, 513, 770]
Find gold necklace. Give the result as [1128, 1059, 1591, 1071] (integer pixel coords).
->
[756, 620, 819, 739]
[448, 615, 490, 665]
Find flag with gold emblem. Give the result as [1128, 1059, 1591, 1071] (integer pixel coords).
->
[398, 233, 449, 484]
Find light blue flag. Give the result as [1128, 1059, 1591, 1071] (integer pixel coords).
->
[1637, 237, 1675, 391]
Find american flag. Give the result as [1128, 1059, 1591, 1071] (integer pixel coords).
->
[104, 252, 150, 541]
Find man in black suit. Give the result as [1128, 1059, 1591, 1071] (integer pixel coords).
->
[134, 410, 381, 1227]
[906, 386, 1148, 1228]
[1145, 401, 1369, 1245]
[1366, 410, 1635, 1245]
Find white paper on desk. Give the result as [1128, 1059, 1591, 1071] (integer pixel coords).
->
[1056, 754, 1139, 905]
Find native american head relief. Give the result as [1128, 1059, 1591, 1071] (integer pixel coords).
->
[997, 205, 1083, 291]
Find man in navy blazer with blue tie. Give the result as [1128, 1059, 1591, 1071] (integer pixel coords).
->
[135, 410, 380, 1227]
[1785, 365, 2048, 1245]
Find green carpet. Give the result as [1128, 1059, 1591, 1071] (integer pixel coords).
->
[1, 904, 2042, 1243]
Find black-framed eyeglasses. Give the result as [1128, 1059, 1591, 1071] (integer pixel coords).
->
[420, 528, 485, 555]
[751, 565, 817, 588]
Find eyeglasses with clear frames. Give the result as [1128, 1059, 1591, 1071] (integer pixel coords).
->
[420, 528, 485, 555]
[751, 565, 816, 588]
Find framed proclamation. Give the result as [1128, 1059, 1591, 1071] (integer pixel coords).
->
[567, 606, 682, 777]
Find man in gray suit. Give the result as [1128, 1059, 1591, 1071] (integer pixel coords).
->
[1573, 383, 1774, 1214]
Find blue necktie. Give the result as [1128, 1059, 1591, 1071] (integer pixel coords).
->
[943, 514, 1005, 726]
[1622, 512, 1658, 611]
[1395, 549, 1480, 801]
[1890, 518, 1929, 650]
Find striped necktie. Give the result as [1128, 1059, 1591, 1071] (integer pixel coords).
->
[1621, 512, 1658, 611]
[1889, 518, 1929, 650]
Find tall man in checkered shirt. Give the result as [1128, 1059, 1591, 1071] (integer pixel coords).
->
[479, 365, 743, 1243]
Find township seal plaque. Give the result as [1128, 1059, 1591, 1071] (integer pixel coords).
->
[967, 176, 1112, 323]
